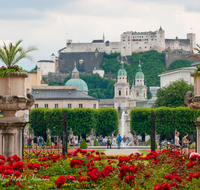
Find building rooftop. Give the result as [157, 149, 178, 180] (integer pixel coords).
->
[93, 67, 104, 70]
[92, 40, 104, 43]
[32, 88, 97, 100]
[158, 67, 195, 77]
[38, 60, 54, 63]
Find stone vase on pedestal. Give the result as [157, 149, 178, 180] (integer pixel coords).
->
[185, 71, 200, 153]
[0, 72, 35, 158]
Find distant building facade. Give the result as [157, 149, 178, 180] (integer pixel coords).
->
[93, 67, 105, 77]
[158, 67, 195, 88]
[32, 86, 99, 109]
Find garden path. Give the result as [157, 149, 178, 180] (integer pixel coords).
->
[104, 148, 140, 155]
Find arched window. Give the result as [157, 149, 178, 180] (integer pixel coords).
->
[144, 93, 145, 97]
[137, 92, 139, 97]
[119, 91, 121, 96]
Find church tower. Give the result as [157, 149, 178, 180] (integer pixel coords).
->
[114, 60, 130, 110]
[134, 64, 147, 99]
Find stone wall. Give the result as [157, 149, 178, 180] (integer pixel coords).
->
[163, 49, 198, 68]
[48, 72, 70, 84]
[57, 52, 104, 73]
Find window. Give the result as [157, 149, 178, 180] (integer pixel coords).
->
[137, 92, 139, 97]
[44, 104, 48, 108]
[68, 104, 72, 109]
[119, 91, 121, 96]
[139, 47, 141, 49]
[126, 91, 128, 96]
[79, 104, 83, 108]
[93, 104, 96, 109]
[35, 104, 38, 108]
[55, 104, 58, 108]
[144, 93, 145, 97]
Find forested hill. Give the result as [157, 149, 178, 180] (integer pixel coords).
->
[102, 51, 192, 87]
[49, 50, 192, 99]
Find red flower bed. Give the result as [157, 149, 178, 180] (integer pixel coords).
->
[0, 148, 200, 189]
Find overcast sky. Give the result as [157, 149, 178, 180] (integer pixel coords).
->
[0, 0, 200, 70]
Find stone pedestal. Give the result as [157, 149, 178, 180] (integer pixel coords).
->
[0, 122, 25, 159]
[194, 119, 200, 154]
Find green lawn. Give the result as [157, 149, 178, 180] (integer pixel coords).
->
[138, 149, 150, 155]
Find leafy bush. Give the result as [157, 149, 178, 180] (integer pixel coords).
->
[80, 139, 88, 149]
[30, 108, 118, 138]
[46, 138, 51, 146]
[146, 139, 158, 149]
[130, 107, 200, 139]
[94, 139, 99, 146]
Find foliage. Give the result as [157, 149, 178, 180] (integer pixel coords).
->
[146, 139, 158, 149]
[95, 108, 119, 137]
[154, 79, 194, 108]
[93, 139, 99, 146]
[46, 138, 51, 146]
[130, 107, 152, 137]
[0, 65, 23, 77]
[80, 139, 88, 149]
[30, 108, 118, 138]
[168, 60, 192, 70]
[130, 107, 200, 138]
[0, 39, 38, 67]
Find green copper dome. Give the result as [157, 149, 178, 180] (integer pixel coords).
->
[135, 64, 144, 79]
[65, 79, 88, 91]
[117, 61, 127, 76]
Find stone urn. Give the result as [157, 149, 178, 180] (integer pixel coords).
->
[0, 72, 35, 158]
[185, 71, 200, 153]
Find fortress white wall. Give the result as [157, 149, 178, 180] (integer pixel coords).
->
[38, 61, 55, 76]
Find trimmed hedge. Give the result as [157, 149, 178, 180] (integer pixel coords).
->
[130, 107, 200, 138]
[94, 139, 99, 146]
[30, 107, 118, 138]
[80, 139, 88, 149]
[95, 108, 118, 137]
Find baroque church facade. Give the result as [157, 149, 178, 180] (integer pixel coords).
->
[114, 61, 147, 113]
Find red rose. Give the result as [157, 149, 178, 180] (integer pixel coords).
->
[15, 170, 21, 178]
[67, 174, 75, 181]
[16, 181, 24, 189]
[55, 176, 66, 189]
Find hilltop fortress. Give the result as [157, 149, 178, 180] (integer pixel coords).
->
[38, 27, 196, 82]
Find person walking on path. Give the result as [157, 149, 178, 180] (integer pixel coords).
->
[107, 137, 112, 149]
[175, 131, 181, 150]
[39, 136, 43, 147]
[182, 133, 190, 155]
[123, 135, 127, 149]
[27, 137, 32, 149]
[117, 134, 122, 149]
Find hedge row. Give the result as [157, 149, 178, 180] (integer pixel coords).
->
[30, 108, 118, 138]
[130, 107, 200, 139]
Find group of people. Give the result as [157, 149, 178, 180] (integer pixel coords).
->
[69, 137, 82, 147]
[27, 136, 44, 148]
[160, 131, 191, 155]
[96, 134, 130, 149]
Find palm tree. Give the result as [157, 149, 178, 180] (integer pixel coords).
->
[0, 39, 38, 67]
[188, 44, 200, 61]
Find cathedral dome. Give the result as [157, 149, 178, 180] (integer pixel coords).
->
[135, 64, 144, 79]
[65, 64, 88, 92]
[65, 78, 88, 91]
[117, 61, 127, 76]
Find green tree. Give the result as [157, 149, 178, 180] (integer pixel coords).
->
[154, 79, 194, 108]
[168, 60, 192, 70]
[0, 39, 38, 67]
